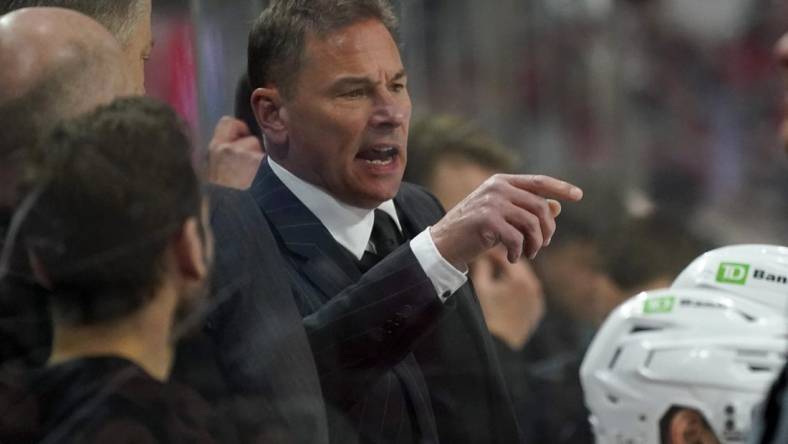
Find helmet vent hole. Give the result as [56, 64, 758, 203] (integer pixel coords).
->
[608, 347, 622, 369]
[732, 309, 757, 322]
[606, 394, 619, 404]
[644, 351, 655, 368]
[630, 325, 663, 334]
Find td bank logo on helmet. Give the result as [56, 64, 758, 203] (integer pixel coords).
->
[716, 262, 750, 285]
[716, 262, 788, 286]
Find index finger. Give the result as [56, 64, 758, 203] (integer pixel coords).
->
[505, 174, 583, 201]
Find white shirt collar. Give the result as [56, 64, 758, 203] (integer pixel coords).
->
[268, 158, 402, 260]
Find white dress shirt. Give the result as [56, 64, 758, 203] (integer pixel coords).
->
[268, 158, 466, 302]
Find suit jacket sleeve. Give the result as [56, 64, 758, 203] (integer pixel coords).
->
[302, 243, 449, 407]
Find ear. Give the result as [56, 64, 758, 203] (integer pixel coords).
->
[251, 86, 289, 146]
[171, 217, 207, 282]
[669, 408, 710, 444]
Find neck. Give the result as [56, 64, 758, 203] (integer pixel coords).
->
[49, 283, 178, 381]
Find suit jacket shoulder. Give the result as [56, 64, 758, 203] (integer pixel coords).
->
[174, 184, 329, 444]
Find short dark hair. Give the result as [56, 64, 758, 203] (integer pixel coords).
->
[404, 114, 517, 187]
[0, 0, 146, 45]
[604, 211, 711, 293]
[234, 73, 262, 139]
[23, 97, 201, 325]
[247, 0, 398, 98]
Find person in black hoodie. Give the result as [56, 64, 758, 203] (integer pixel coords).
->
[0, 6, 136, 369]
[0, 97, 221, 443]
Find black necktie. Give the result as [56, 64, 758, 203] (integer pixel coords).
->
[358, 209, 403, 272]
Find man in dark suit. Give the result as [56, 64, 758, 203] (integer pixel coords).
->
[241, 0, 583, 442]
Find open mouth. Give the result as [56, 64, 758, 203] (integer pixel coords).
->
[356, 146, 399, 166]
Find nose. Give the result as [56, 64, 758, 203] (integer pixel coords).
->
[369, 89, 409, 130]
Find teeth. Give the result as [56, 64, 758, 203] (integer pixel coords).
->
[357, 146, 397, 163]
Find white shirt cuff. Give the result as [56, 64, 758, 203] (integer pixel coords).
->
[410, 227, 468, 303]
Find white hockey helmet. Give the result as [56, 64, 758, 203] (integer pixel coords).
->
[580, 285, 787, 444]
[671, 244, 788, 313]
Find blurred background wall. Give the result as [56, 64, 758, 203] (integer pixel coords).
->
[144, 0, 788, 246]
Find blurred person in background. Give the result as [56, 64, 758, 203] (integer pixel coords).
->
[405, 114, 547, 441]
[208, 74, 264, 189]
[405, 114, 545, 352]
[1, 0, 153, 95]
[604, 210, 711, 301]
[524, 183, 708, 443]
[752, 30, 788, 444]
[517, 188, 618, 444]
[0, 97, 222, 443]
[205, 73, 265, 190]
[0, 1, 265, 191]
[0, 6, 135, 367]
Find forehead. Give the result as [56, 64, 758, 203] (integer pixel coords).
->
[300, 19, 403, 79]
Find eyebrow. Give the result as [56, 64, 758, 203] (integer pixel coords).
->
[331, 69, 407, 90]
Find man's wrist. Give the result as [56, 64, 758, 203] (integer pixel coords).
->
[410, 228, 467, 302]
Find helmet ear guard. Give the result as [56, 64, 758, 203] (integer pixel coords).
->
[581, 244, 788, 444]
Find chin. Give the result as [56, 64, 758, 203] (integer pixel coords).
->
[350, 189, 399, 209]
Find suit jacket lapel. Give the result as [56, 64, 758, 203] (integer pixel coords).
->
[250, 161, 361, 305]
[392, 184, 440, 238]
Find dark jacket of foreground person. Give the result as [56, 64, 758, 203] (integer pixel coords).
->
[0, 356, 228, 443]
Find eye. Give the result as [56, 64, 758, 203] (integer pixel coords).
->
[391, 82, 406, 93]
[340, 88, 365, 98]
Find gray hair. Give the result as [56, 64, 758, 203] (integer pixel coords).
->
[0, 0, 147, 45]
[247, 0, 399, 98]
